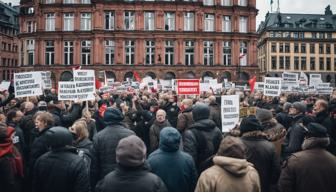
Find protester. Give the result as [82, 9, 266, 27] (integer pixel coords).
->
[149, 109, 171, 152]
[176, 99, 194, 133]
[81, 109, 97, 140]
[208, 95, 222, 131]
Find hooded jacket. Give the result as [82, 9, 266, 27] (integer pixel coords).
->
[148, 127, 197, 192]
[195, 156, 260, 192]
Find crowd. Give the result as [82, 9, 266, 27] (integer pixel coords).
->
[0, 84, 336, 192]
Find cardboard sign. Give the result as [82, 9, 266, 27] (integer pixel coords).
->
[176, 79, 200, 95]
[73, 70, 95, 101]
[264, 77, 282, 97]
[14, 72, 43, 98]
[0, 81, 11, 91]
[58, 82, 77, 101]
[221, 95, 240, 132]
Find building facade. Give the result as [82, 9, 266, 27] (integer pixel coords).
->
[0, 2, 19, 81]
[19, 0, 258, 83]
[257, 6, 336, 84]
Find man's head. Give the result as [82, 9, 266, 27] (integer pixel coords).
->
[6, 109, 24, 123]
[22, 102, 34, 114]
[289, 101, 306, 116]
[116, 135, 147, 167]
[156, 109, 166, 123]
[192, 103, 210, 121]
[34, 112, 54, 132]
[181, 99, 193, 109]
[313, 99, 328, 114]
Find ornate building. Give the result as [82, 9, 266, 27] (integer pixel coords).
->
[0, 2, 19, 81]
[19, 0, 258, 83]
[257, 6, 336, 84]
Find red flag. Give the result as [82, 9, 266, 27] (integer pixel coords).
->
[73, 65, 81, 70]
[239, 53, 246, 59]
[248, 76, 257, 93]
[133, 71, 141, 82]
[95, 78, 102, 89]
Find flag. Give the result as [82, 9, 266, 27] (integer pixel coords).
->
[73, 65, 81, 70]
[270, 0, 273, 5]
[95, 78, 102, 89]
[133, 71, 141, 82]
[239, 53, 246, 59]
[248, 76, 257, 93]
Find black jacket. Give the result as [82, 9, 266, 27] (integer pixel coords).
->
[29, 126, 52, 171]
[282, 124, 306, 159]
[96, 164, 167, 192]
[20, 108, 38, 148]
[32, 147, 90, 192]
[209, 102, 222, 131]
[161, 102, 180, 128]
[241, 131, 280, 192]
[50, 104, 81, 128]
[90, 123, 135, 186]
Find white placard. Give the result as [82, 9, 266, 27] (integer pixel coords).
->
[106, 78, 115, 86]
[73, 70, 95, 101]
[41, 71, 52, 89]
[14, 72, 43, 98]
[160, 79, 172, 91]
[0, 81, 11, 91]
[254, 82, 264, 91]
[282, 72, 298, 82]
[309, 74, 323, 86]
[221, 95, 240, 132]
[58, 82, 77, 101]
[264, 77, 282, 97]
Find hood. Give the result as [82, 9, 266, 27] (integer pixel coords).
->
[213, 156, 252, 177]
[189, 119, 216, 131]
[159, 127, 181, 152]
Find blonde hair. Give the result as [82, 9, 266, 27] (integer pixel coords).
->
[71, 120, 89, 141]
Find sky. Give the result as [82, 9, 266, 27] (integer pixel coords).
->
[1, 0, 336, 28]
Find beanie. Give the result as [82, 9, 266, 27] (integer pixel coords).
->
[240, 116, 263, 134]
[304, 123, 328, 138]
[116, 135, 147, 167]
[256, 108, 273, 123]
[103, 107, 124, 125]
[192, 103, 210, 121]
[291, 101, 307, 113]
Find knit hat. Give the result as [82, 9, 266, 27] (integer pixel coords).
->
[304, 123, 328, 138]
[159, 127, 181, 152]
[239, 116, 263, 134]
[291, 101, 307, 113]
[217, 136, 245, 159]
[283, 102, 292, 112]
[116, 135, 147, 167]
[256, 108, 273, 123]
[103, 107, 124, 125]
[192, 103, 210, 121]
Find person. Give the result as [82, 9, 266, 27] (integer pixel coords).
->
[81, 109, 97, 141]
[240, 116, 280, 192]
[90, 107, 135, 187]
[132, 110, 153, 154]
[195, 136, 260, 192]
[278, 123, 336, 192]
[176, 99, 194, 133]
[288, 102, 306, 126]
[19, 102, 38, 149]
[32, 127, 90, 192]
[95, 135, 167, 192]
[160, 94, 179, 128]
[183, 103, 222, 174]
[148, 127, 197, 192]
[208, 96, 222, 131]
[149, 109, 171, 152]
[49, 100, 81, 128]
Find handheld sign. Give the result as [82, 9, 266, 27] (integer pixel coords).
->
[221, 95, 240, 132]
[0, 81, 11, 91]
[14, 72, 43, 98]
[41, 71, 52, 89]
[176, 79, 200, 95]
[73, 70, 95, 101]
[58, 82, 77, 101]
[264, 77, 282, 97]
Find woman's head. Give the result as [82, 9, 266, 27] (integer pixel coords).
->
[35, 112, 54, 132]
[69, 120, 88, 142]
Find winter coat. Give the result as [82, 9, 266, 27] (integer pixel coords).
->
[133, 120, 152, 155]
[275, 112, 291, 130]
[7, 122, 28, 162]
[183, 119, 222, 173]
[282, 123, 306, 159]
[32, 147, 90, 192]
[86, 119, 97, 141]
[90, 122, 135, 186]
[209, 102, 222, 131]
[241, 131, 280, 192]
[95, 164, 167, 192]
[160, 102, 180, 128]
[29, 126, 52, 171]
[92, 111, 105, 132]
[261, 119, 286, 157]
[195, 156, 261, 192]
[50, 103, 81, 128]
[149, 120, 171, 152]
[176, 107, 194, 133]
[148, 128, 197, 192]
[315, 110, 336, 155]
[20, 108, 38, 148]
[279, 137, 336, 192]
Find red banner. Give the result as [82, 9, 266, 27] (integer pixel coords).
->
[177, 79, 200, 95]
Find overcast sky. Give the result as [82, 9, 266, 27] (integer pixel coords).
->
[2, 0, 336, 28]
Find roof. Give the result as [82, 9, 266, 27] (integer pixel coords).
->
[0, 1, 19, 29]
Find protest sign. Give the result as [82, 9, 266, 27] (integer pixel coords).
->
[0, 81, 11, 91]
[309, 74, 322, 86]
[58, 82, 77, 101]
[264, 77, 281, 97]
[73, 70, 95, 101]
[254, 82, 264, 91]
[221, 95, 240, 132]
[41, 71, 52, 89]
[316, 83, 333, 95]
[176, 79, 200, 95]
[14, 72, 43, 98]
[106, 78, 115, 86]
[282, 72, 298, 82]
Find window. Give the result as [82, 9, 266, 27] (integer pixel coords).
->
[301, 43, 306, 53]
[164, 12, 175, 31]
[45, 41, 54, 65]
[294, 43, 299, 53]
[64, 0, 75, 3]
[145, 40, 155, 65]
[326, 58, 331, 70]
[221, 0, 232, 6]
[310, 44, 315, 54]
[285, 43, 290, 53]
[26, 40, 34, 66]
[45, 13, 55, 31]
[222, 16, 231, 32]
[64, 41, 73, 65]
[294, 57, 299, 70]
[223, 41, 231, 66]
[185, 41, 194, 66]
[144, 12, 155, 31]
[271, 43, 276, 52]
[312, 32, 317, 38]
[45, 0, 55, 3]
[81, 40, 91, 65]
[204, 14, 214, 32]
[125, 40, 135, 65]
[124, 11, 135, 30]
[80, 13, 91, 31]
[310, 57, 315, 70]
[326, 44, 331, 54]
[299, 32, 304, 38]
[319, 32, 325, 39]
[105, 11, 115, 30]
[81, 0, 91, 4]
[240, 41, 247, 66]
[239, 16, 247, 33]
[276, 32, 282, 37]
[301, 57, 306, 70]
[285, 56, 290, 70]
[327, 33, 332, 39]
[279, 43, 283, 53]
[271, 56, 277, 70]
[238, 0, 247, 6]
[284, 32, 290, 38]
[184, 12, 194, 31]
[204, 41, 214, 66]
[293, 32, 299, 38]
[105, 40, 115, 65]
[165, 41, 174, 65]
[203, 0, 214, 6]
[319, 57, 324, 70]
[64, 13, 74, 31]
[319, 44, 324, 54]
[26, 21, 36, 33]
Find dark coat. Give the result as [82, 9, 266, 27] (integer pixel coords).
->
[20, 108, 38, 148]
[149, 120, 171, 152]
[29, 126, 52, 171]
[276, 112, 292, 129]
[32, 147, 90, 192]
[183, 119, 222, 173]
[86, 119, 97, 141]
[92, 111, 105, 132]
[90, 122, 135, 186]
[148, 128, 197, 192]
[282, 124, 306, 159]
[176, 107, 194, 133]
[279, 138, 336, 192]
[161, 102, 180, 128]
[241, 131, 280, 192]
[50, 104, 81, 128]
[209, 102, 222, 131]
[315, 110, 336, 155]
[95, 164, 167, 192]
[133, 120, 152, 155]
